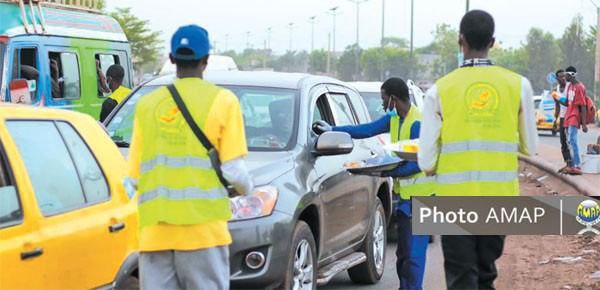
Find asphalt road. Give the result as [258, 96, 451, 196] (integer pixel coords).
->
[320, 237, 446, 290]
[538, 125, 600, 152]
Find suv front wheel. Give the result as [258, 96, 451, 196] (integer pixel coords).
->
[283, 221, 317, 290]
[348, 198, 386, 284]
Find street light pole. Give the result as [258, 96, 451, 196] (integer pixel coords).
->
[287, 22, 294, 52]
[380, 0, 385, 81]
[266, 27, 272, 51]
[409, 0, 414, 79]
[308, 16, 317, 52]
[466, 0, 470, 12]
[349, 0, 368, 81]
[328, 7, 340, 56]
[245, 31, 250, 50]
[225, 33, 229, 52]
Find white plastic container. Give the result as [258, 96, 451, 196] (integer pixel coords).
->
[581, 154, 600, 174]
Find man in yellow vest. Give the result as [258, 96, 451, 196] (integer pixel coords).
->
[128, 25, 253, 290]
[315, 78, 433, 290]
[418, 10, 538, 290]
[99, 64, 131, 122]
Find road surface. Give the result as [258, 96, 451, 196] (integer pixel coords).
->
[538, 126, 600, 154]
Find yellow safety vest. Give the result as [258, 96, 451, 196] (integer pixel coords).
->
[135, 82, 230, 228]
[390, 105, 434, 200]
[110, 86, 131, 104]
[435, 66, 522, 196]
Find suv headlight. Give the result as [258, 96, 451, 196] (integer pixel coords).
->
[230, 186, 278, 221]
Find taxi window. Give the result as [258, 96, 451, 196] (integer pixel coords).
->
[56, 122, 109, 204]
[0, 145, 21, 229]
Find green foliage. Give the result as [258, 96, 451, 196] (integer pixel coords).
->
[523, 28, 561, 92]
[559, 15, 595, 95]
[308, 49, 328, 73]
[272, 51, 309, 72]
[429, 24, 459, 78]
[109, 8, 162, 73]
[337, 44, 362, 81]
[489, 47, 528, 75]
[361, 46, 417, 81]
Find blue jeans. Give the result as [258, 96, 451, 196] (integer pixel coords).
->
[568, 125, 580, 167]
[396, 201, 428, 290]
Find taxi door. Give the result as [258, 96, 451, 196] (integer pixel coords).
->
[2, 118, 134, 289]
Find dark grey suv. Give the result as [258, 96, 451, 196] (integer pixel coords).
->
[104, 71, 392, 289]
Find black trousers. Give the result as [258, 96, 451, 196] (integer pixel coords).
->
[559, 118, 571, 165]
[441, 235, 505, 290]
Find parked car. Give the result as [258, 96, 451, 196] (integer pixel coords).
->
[534, 92, 557, 136]
[0, 0, 133, 120]
[0, 104, 138, 289]
[104, 71, 393, 289]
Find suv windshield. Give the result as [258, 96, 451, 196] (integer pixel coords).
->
[106, 84, 297, 151]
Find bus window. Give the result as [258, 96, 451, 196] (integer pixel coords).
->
[11, 48, 39, 103]
[95, 54, 120, 97]
[49, 52, 81, 99]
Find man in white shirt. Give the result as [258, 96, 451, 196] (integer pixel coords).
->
[418, 10, 538, 290]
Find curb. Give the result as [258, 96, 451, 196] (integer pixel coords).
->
[518, 154, 595, 197]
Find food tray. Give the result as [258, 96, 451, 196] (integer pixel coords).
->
[346, 155, 404, 175]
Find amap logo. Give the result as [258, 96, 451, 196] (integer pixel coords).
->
[576, 199, 600, 235]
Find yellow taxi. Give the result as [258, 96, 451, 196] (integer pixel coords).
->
[0, 105, 138, 289]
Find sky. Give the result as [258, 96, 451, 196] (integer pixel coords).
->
[106, 0, 599, 55]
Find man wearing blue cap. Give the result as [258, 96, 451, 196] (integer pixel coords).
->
[128, 25, 253, 290]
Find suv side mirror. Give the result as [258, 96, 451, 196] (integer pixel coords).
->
[313, 131, 354, 156]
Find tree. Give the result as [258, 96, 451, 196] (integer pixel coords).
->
[109, 8, 162, 74]
[308, 49, 328, 73]
[489, 47, 528, 76]
[337, 44, 362, 81]
[428, 24, 459, 79]
[272, 51, 309, 73]
[559, 15, 595, 95]
[523, 28, 561, 93]
[361, 46, 416, 81]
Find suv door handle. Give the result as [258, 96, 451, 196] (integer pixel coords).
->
[21, 247, 43, 260]
[109, 222, 125, 233]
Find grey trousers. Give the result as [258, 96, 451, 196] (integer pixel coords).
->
[139, 246, 229, 290]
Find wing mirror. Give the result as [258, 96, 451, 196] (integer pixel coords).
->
[313, 131, 354, 156]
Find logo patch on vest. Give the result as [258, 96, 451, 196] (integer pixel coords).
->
[465, 83, 500, 117]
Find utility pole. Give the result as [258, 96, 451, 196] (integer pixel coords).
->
[349, 0, 368, 81]
[380, 0, 385, 81]
[466, 0, 470, 12]
[410, 0, 414, 79]
[308, 16, 317, 52]
[327, 32, 332, 74]
[592, 0, 600, 103]
[327, 6, 340, 57]
[287, 22, 295, 52]
[224, 33, 229, 52]
[266, 27, 272, 51]
[245, 31, 251, 50]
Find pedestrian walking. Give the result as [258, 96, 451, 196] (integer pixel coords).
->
[418, 10, 538, 290]
[99, 64, 131, 122]
[314, 77, 433, 290]
[563, 66, 589, 175]
[552, 69, 571, 172]
[128, 24, 253, 290]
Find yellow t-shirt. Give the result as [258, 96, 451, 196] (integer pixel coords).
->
[128, 78, 248, 252]
[110, 85, 132, 104]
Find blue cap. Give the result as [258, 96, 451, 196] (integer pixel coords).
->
[171, 25, 210, 60]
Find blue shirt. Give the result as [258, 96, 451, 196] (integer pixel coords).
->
[332, 114, 421, 178]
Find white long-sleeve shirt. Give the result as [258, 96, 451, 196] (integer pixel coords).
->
[418, 68, 539, 175]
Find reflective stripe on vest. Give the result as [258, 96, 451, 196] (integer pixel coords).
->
[138, 186, 227, 205]
[441, 141, 518, 154]
[391, 106, 434, 199]
[435, 66, 522, 196]
[141, 155, 212, 174]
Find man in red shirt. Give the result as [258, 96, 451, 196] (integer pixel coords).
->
[564, 66, 589, 175]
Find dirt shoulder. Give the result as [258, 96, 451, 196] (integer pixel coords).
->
[495, 162, 600, 290]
